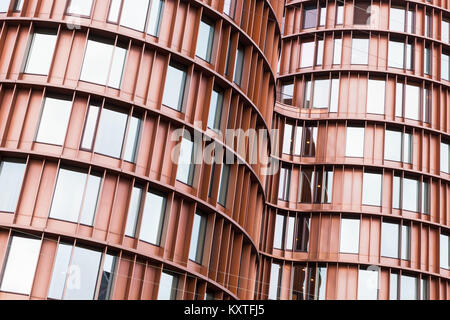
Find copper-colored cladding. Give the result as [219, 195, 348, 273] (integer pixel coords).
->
[255, 0, 449, 300]
[0, 0, 282, 300]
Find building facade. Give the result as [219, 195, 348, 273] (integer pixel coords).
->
[0, 0, 448, 301]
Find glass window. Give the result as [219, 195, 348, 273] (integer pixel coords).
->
[66, 0, 93, 16]
[362, 172, 382, 206]
[49, 167, 101, 226]
[36, 96, 72, 146]
[345, 126, 364, 157]
[24, 30, 57, 75]
[406, 42, 413, 70]
[158, 271, 178, 300]
[336, 4, 344, 25]
[0, 159, 26, 213]
[404, 84, 420, 120]
[390, 272, 398, 300]
[189, 212, 207, 264]
[80, 38, 127, 89]
[223, 0, 236, 18]
[268, 263, 281, 300]
[340, 218, 360, 254]
[315, 266, 327, 300]
[233, 44, 245, 86]
[0, 0, 9, 12]
[278, 167, 291, 201]
[139, 191, 167, 245]
[300, 168, 333, 204]
[425, 13, 432, 37]
[351, 38, 369, 65]
[424, 44, 431, 75]
[312, 79, 329, 109]
[329, 78, 340, 113]
[319, 5, 327, 26]
[303, 5, 318, 29]
[401, 225, 410, 260]
[162, 62, 187, 111]
[385, 130, 412, 163]
[207, 87, 223, 130]
[120, 0, 150, 31]
[147, 0, 164, 36]
[108, 0, 121, 22]
[333, 38, 342, 65]
[440, 233, 449, 269]
[296, 217, 310, 252]
[407, 10, 415, 34]
[291, 265, 326, 300]
[402, 177, 419, 212]
[442, 19, 449, 43]
[366, 79, 385, 114]
[196, 18, 214, 62]
[98, 254, 116, 300]
[381, 222, 399, 258]
[395, 82, 403, 117]
[420, 278, 428, 300]
[441, 142, 449, 173]
[125, 185, 143, 237]
[389, 7, 405, 32]
[218, 163, 230, 206]
[273, 214, 285, 249]
[282, 123, 293, 154]
[421, 180, 429, 214]
[0, 236, 41, 295]
[403, 132, 412, 163]
[353, 2, 371, 25]
[300, 41, 315, 68]
[400, 275, 417, 300]
[442, 52, 449, 81]
[316, 40, 324, 66]
[358, 268, 378, 300]
[393, 175, 401, 209]
[81, 104, 99, 150]
[176, 136, 195, 186]
[285, 216, 295, 251]
[281, 82, 294, 105]
[301, 125, 318, 157]
[388, 40, 405, 69]
[47, 243, 72, 299]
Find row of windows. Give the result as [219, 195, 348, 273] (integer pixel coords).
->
[280, 122, 450, 174]
[295, 35, 449, 81]
[0, 234, 191, 299]
[268, 262, 433, 300]
[298, 1, 449, 45]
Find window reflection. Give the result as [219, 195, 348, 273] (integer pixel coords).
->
[268, 263, 281, 300]
[351, 38, 369, 65]
[300, 41, 315, 68]
[366, 79, 385, 114]
[189, 212, 207, 264]
[339, 218, 360, 254]
[358, 268, 378, 300]
[36, 96, 73, 146]
[0, 159, 26, 213]
[362, 172, 382, 206]
[196, 17, 215, 62]
[291, 265, 327, 300]
[345, 126, 365, 157]
[162, 62, 187, 111]
[24, 30, 57, 75]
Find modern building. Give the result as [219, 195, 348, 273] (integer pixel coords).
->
[0, 0, 448, 301]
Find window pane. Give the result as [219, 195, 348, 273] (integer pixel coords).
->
[273, 214, 285, 249]
[36, 96, 73, 145]
[346, 127, 365, 157]
[125, 185, 143, 237]
[268, 263, 281, 300]
[147, 0, 164, 36]
[353, 2, 370, 25]
[80, 39, 114, 86]
[388, 41, 405, 68]
[295, 217, 310, 252]
[79, 174, 101, 226]
[384, 130, 402, 162]
[367, 79, 385, 114]
[329, 78, 340, 112]
[94, 108, 128, 158]
[291, 265, 306, 300]
[440, 233, 449, 269]
[358, 269, 378, 300]
[442, 20, 449, 43]
[162, 63, 187, 111]
[422, 181, 429, 214]
[340, 218, 360, 253]
[67, 0, 93, 16]
[300, 41, 315, 68]
[402, 177, 419, 212]
[312, 79, 329, 109]
[442, 52, 449, 81]
[401, 225, 410, 260]
[336, 4, 344, 25]
[303, 6, 318, 29]
[333, 38, 342, 65]
[120, 0, 149, 31]
[299, 169, 313, 203]
[207, 88, 223, 130]
[189, 213, 207, 263]
[395, 82, 403, 117]
[406, 43, 413, 70]
[293, 126, 303, 155]
[176, 137, 195, 185]
[389, 7, 405, 32]
[301, 126, 318, 157]
[98, 254, 116, 300]
[196, 19, 214, 62]
[64, 246, 102, 300]
[424, 45, 431, 74]
[108, 46, 127, 89]
[0, 159, 26, 212]
[400, 275, 417, 300]
[281, 82, 294, 105]
[316, 40, 324, 65]
[25, 31, 57, 75]
[390, 273, 398, 300]
[403, 133, 412, 163]
[0, 236, 41, 295]
[407, 10, 415, 33]
[405, 84, 420, 120]
[420, 278, 428, 300]
[285, 216, 295, 250]
[48, 243, 72, 299]
[351, 38, 369, 65]
[81, 105, 100, 150]
[0, 0, 9, 12]
[139, 191, 166, 245]
[282, 124, 293, 154]
[50, 168, 87, 223]
[441, 142, 449, 173]
[381, 222, 399, 258]
[315, 267, 327, 300]
[223, 0, 236, 17]
[123, 116, 141, 163]
[158, 271, 178, 300]
[393, 175, 400, 209]
[233, 45, 245, 85]
[319, 5, 327, 26]
[108, 0, 121, 22]
[278, 167, 291, 201]
[218, 164, 230, 206]
[362, 172, 382, 206]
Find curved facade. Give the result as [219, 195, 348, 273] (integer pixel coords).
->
[0, 0, 282, 300]
[257, 0, 450, 300]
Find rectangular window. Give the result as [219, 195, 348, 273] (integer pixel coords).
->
[366, 79, 385, 114]
[406, 42, 413, 70]
[207, 87, 223, 130]
[295, 216, 310, 252]
[281, 82, 294, 105]
[384, 129, 412, 163]
[273, 214, 285, 250]
[223, 0, 236, 18]
[268, 263, 281, 300]
[157, 271, 178, 300]
[381, 221, 399, 258]
[147, 0, 164, 36]
[282, 123, 293, 154]
[311, 79, 329, 109]
[401, 224, 411, 260]
[407, 10, 415, 34]
[0, 159, 26, 213]
[319, 5, 327, 26]
[176, 135, 195, 186]
[316, 40, 324, 66]
[49, 167, 101, 226]
[354, 2, 371, 25]
[24, 30, 57, 75]
[351, 38, 369, 65]
[0, 0, 9, 12]
[196, 18, 215, 62]
[388, 40, 405, 69]
[329, 78, 340, 112]
[440, 233, 449, 269]
[301, 125, 318, 157]
[425, 12, 432, 37]
[291, 265, 326, 300]
[303, 5, 318, 29]
[390, 272, 398, 300]
[345, 126, 365, 157]
[162, 62, 187, 111]
[333, 38, 342, 65]
[98, 254, 117, 300]
[389, 6, 405, 32]
[358, 268, 378, 300]
[393, 175, 400, 209]
[424, 44, 431, 75]
[80, 37, 127, 89]
[300, 41, 315, 68]
[189, 212, 207, 264]
[400, 275, 418, 300]
[233, 44, 245, 86]
[314, 169, 333, 204]
[395, 82, 403, 117]
[125, 185, 143, 237]
[340, 218, 360, 254]
[66, 0, 93, 16]
[420, 278, 428, 300]
[402, 177, 419, 212]
[441, 142, 449, 173]
[442, 19, 449, 43]
[0, 236, 41, 295]
[139, 190, 167, 245]
[336, 3, 344, 25]
[278, 167, 291, 201]
[442, 52, 449, 81]
[217, 163, 230, 207]
[36, 96, 73, 146]
[362, 172, 382, 206]
[405, 84, 420, 120]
